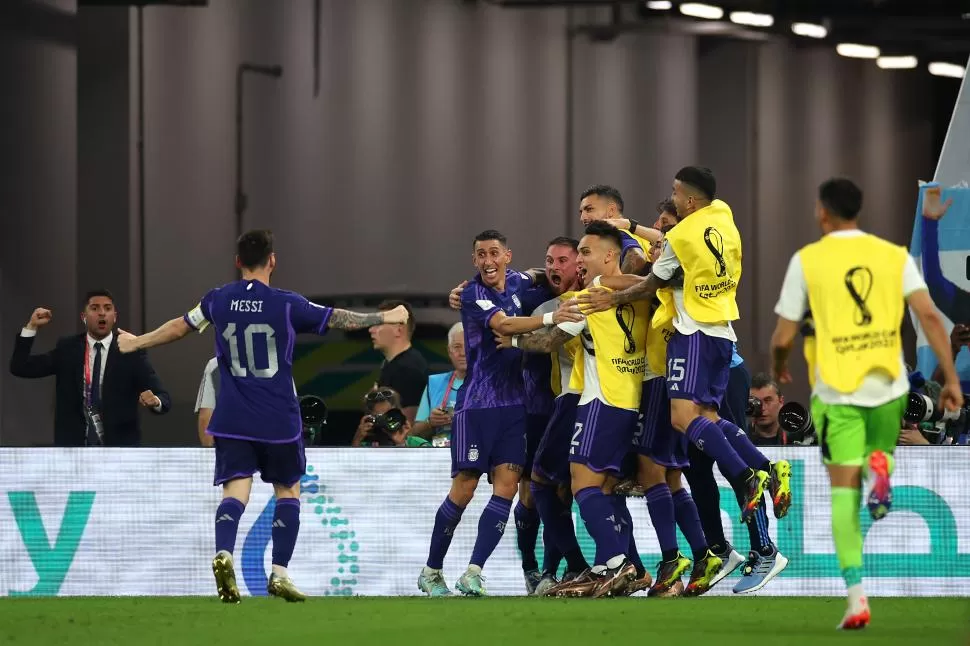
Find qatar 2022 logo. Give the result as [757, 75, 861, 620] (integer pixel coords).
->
[240, 464, 359, 596]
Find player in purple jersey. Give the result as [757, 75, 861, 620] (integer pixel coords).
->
[418, 230, 582, 597]
[117, 230, 408, 603]
[579, 184, 660, 276]
[515, 238, 585, 593]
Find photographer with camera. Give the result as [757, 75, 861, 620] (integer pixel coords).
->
[352, 387, 430, 447]
[747, 374, 788, 446]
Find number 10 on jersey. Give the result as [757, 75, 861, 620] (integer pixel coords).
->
[223, 323, 279, 378]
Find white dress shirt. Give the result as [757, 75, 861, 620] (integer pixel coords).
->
[20, 327, 162, 411]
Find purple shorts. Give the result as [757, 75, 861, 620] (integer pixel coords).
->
[665, 330, 733, 410]
[213, 436, 306, 487]
[533, 394, 580, 484]
[524, 414, 550, 478]
[569, 398, 638, 475]
[451, 405, 527, 477]
[635, 377, 688, 469]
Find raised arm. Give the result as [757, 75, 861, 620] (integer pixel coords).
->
[118, 317, 192, 353]
[604, 218, 662, 245]
[329, 309, 386, 330]
[577, 273, 667, 314]
[10, 309, 58, 378]
[620, 247, 649, 276]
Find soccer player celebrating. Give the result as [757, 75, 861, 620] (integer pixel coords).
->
[516, 237, 585, 593]
[503, 221, 650, 598]
[593, 243, 722, 597]
[418, 230, 579, 597]
[769, 179, 962, 630]
[578, 184, 661, 275]
[578, 167, 791, 526]
[116, 229, 410, 603]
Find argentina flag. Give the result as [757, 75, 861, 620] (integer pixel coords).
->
[909, 182, 970, 387]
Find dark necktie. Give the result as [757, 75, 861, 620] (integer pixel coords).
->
[90, 342, 103, 409]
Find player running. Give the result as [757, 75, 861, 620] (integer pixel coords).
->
[769, 179, 962, 630]
[418, 230, 580, 598]
[116, 229, 409, 603]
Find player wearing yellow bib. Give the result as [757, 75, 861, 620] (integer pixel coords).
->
[578, 167, 790, 527]
[500, 221, 649, 598]
[770, 179, 962, 631]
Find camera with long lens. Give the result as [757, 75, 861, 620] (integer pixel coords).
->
[363, 408, 408, 447]
[300, 395, 328, 445]
[778, 401, 815, 445]
[904, 392, 964, 425]
[746, 396, 763, 418]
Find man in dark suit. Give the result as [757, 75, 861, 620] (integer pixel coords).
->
[9, 289, 171, 446]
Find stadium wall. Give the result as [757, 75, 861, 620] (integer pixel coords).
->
[0, 447, 966, 597]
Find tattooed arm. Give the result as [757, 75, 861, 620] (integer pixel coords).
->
[328, 306, 408, 330]
[620, 248, 649, 276]
[576, 273, 668, 314]
[498, 323, 582, 354]
[524, 267, 551, 289]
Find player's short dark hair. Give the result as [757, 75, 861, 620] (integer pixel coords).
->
[657, 198, 677, 218]
[546, 236, 579, 252]
[580, 184, 624, 213]
[236, 229, 274, 270]
[674, 166, 716, 201]
[378, 299, 416, 338]
[584, 220, 624, 250]
[473, 229, 507, 248]
[818, 178, 863, 220]
[751, 372, 782, 397]
[83, 289, 114, 308]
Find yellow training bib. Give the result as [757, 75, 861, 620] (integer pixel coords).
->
[664, 199, 741, 323]
[646, 287, 677, 377]
[574, 286, 648, 409]
[799, 233, 906, 393]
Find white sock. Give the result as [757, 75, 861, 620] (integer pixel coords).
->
[467, 564, 482, 576]
[272, 564, 288, 579]
[591, 565, 606, 574]
[605, 554, 626, 570]
[847, 584, 867, 610]
[422, 566, 440, 575]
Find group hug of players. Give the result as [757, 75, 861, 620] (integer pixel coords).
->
[416, 169, 965, 630]
[417, 167, 794, 601]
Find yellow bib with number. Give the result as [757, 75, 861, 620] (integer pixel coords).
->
[664, 199, 741, 323]
[799, 233, 906, 393]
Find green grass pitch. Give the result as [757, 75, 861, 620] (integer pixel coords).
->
[2, 597, 967, 646]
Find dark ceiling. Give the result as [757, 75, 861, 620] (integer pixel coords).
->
[486, 0, 970, 61]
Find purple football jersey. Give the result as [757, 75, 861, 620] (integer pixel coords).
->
[457, 269, 535, 410]
[520, 287, 555, 417]
[184, 279, 333, 443]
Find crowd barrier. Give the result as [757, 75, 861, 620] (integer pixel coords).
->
[1, 447, 966, 597]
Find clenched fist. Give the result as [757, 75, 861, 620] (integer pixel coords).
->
[26, 308, 52, 331]
[139, 390, 161, 408]
[382, 305, 410, 325]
